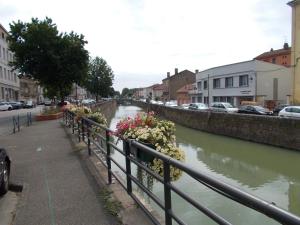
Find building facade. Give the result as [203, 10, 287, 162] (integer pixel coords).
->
[68, 84, 87, 101]
[19, 77, 44, 103]
[162, 68, 195, 101]
[254, 43, 291, 67]
[195, 60, 292, 107]
[152, 84, 166, 100]
[0, 24, 20, 101]
[288, 0, 300, 104]
[176, 83, 193, 105]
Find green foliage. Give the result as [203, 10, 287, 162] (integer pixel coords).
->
[84, 57, 114, 99]
[121, 88, 135, 98]
[8, 17, 89, 101]
[99, 188, 122, 219]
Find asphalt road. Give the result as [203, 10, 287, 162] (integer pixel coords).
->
[0, 106, 44, 136]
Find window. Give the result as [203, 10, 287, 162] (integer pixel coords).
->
[213, 78, 221, 89]
[14, 73, 17, 82]
[239, 75, 249, 87]
[292, 107, 300, 113]
[225, 77, 233, 88]
[204, 80, 208, 90]
[2, 48, 5, 60]
[272, 58, 276, 64]
[1, 32, 4, 39]
[4, 68, 6, 79]
[197, 81, 202, 90]
[0, 66, 2, 78]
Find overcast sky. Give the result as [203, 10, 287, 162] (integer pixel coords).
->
[0, 0, 292, 92]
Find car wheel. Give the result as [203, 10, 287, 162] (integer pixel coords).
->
[8, 107, 12, 111]
[0, 161, 9, 195]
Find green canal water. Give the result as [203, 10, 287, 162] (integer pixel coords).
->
[108, 105, 300, 225]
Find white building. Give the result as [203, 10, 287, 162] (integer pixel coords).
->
[195, 60, 292, 107]
[0, 24, 20, 101]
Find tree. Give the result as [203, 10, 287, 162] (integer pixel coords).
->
[85, 57, 114, 100]
[8, 17, 89, 102]
[121, 88, 135, 98]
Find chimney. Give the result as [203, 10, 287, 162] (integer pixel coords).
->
[167, 72, 170, 78]
[283, 42, 289, 50]
[195, 69, 199, 74]
[175, 68, 178, 74]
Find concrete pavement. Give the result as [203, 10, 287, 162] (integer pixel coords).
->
[0, 120, 119, 225]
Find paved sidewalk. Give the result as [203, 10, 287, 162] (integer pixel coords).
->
[0, 120, 119, 225]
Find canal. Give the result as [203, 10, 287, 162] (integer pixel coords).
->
[108, 105, 300, 225]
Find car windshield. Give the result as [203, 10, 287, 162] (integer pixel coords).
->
[223, 103, 234, 108]
[196, 103, 206, 107]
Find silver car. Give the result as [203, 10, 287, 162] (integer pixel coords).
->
[210, 102, 238, 113]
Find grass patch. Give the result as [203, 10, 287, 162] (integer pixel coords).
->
[99, 188, 123, 219]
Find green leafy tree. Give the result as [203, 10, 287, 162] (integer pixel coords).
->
[121, 88, 135, 98]
[85, 57, 114, 100]
[8, 17, 89, 102]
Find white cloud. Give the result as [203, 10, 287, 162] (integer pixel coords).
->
[0, 0, 292, 91]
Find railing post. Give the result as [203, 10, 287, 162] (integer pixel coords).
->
[87, 123, 91, 156]
[13, 116, 16, 133]
[163, 161, 172, 225]
[27, 113, 29, 126]
[17, 115, 20, 132]
[78, 120, 81, 142]
[124, 141, 132, 194]
[72, 114, 75, 134]
[81, 118, 84, 142]
[106, 130, 112, 184]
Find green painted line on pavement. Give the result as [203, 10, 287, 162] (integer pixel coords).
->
[43, 166, 56, 225]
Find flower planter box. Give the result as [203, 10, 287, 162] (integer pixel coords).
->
[124, 141, 155, 163]
[35, 112, 63, 121]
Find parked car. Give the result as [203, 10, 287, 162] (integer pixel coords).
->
[210, 102, 238, 113]
[9, 102, 23, 110]
[0, 148, 10, 196]
[82, 99, 95, 105]
[165, 101, 178, 107]
[0, 102, 12, 111]
[273, 104, 290, 115]
[24, 100, 35, 108]
[278, 106, 300, 118]
[180, 103, 190, 110]
[188, 103, 208, 111]
[156, 101, 164, 105]
[44, 99, 54, 106]
[238, 105, 273, 115]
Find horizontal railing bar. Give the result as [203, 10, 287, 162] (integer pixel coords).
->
[108, 142, 125, 156]
[168, 210, 187, 225]
[131, 140, 300, 225]
[169, 183, 232, 225]
[128, 156, 164, 183]
[82, 117, 114, 133]
[92, 150, 108, 168]
[111, 171, 127, 190]
[129, 174, 165, 210]
[130, 192, 162, 225]
[109, 157, 127, 174]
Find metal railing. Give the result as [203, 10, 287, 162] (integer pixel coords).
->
[12, 112, 32, 133]
[64, 110, 300, 225]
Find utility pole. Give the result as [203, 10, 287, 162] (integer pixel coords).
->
[207, 74, 210, 106]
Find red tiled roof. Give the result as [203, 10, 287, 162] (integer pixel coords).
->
[153, 84, 167, 91]
[254, 47, 291, 59]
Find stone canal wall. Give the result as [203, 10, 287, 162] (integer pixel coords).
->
[135, 101, 300, 151]
[94, 100, 117, 123]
